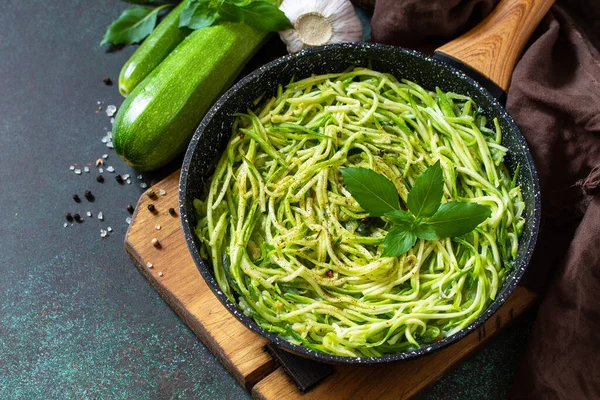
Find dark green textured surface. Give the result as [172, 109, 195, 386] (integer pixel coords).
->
[0, 0, 532, 398]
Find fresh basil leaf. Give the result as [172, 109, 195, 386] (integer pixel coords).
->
[219, 1, 293, 32]
[382, 226, 417, 257]
[101, 5, 172, 46]
[407, 160, 444, 218]
[180, 0, 219, 29]
[412, 222, 438, 241]
[342, 168, 400, 217]
[384, 209, 415, 230]
[427, 201, 492, 238]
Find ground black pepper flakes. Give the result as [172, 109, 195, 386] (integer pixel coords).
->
[148, 204, 156, 213]
[168, 207, 176, 216]
[115, 175, 124, 184]
[103, 77, 112, 85]
[73, 213, 82, 222]
[127, 204, 135, 214]
[84, 190, 94, 201]
[66, 212, 73, 222]
[73, 194, 81, 203]
[96, 175, 104, 183]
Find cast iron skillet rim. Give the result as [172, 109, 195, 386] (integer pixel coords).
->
[179, 42, 541, 365]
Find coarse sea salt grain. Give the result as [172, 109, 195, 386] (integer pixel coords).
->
[158, 272, 164, 277]
[106, 105, 117, 117]
[107, 226, 112, 232]
[159, 189, 166, 196]
[84, 166, 90, 173]
[99, 167, 104, 173]
[110, 118, 115, 124]
[74, 169, 82, 175]
[122, 174, 130, 180]
[146, 262, 153, 269]
[98, 212, 104, 220]
[106, 166, 115, 173]
[63, 223, 68, 228]
[126, 179, 131, 185]
[100, 229, 108, 238]
[140, 182, 148, 189]
[155, 225, 161, 230]
[87, 211, 92, 217]
[69, 165, 75, 171]
[102, 154, 108, 159]
[137, 174, 143, 180]
[125, 217, 132, 225]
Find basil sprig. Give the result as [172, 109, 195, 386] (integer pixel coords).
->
[102, 0, 292, 46]
[342, 161, 492, 257]
[180, 0, 292, 31]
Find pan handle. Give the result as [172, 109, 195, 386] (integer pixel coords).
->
[433, 0, 554, 98]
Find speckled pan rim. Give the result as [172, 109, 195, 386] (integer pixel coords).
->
[179, 42, 541, 365]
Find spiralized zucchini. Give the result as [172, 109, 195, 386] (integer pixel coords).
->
[193, 67, 525, 357]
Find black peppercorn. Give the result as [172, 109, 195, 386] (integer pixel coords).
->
[103, 77, 112, 85]
[168, 207, 176, 216]
[115, 175, 123, 184]
[73, 194, 81, 203]
[73, 213, 82, 222]
[127, 204, 135, 214]
[66, 212, 73, 222]
[96, 175, 104, 183]
[84, 190, 94, 200]
[148, 204, 156, 213]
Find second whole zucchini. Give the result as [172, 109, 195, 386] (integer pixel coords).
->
[118, 1, 191, 97]
[112, 22, 270, 170]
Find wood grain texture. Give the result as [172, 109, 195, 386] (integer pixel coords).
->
[252, 286, 538, 400]
[126, 170, 539, 399]
[124, 170, 275, 391]
[436, 0, 554, 91]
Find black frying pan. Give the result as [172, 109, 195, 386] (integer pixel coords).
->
[179, 0, 550, 364]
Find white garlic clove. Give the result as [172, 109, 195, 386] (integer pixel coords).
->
[279, 0, 363, 54]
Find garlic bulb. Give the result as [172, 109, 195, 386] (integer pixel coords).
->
[279, 0, 363, 53]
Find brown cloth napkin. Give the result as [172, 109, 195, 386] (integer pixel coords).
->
[372, 1, 600, 398]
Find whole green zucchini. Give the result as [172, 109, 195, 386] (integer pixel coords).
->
[118, 1, 190, 97]
[113, 22, 270, 170]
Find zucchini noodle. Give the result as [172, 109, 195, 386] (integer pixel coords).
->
[193, 67, 525, 357]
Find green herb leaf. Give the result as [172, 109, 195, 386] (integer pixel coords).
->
[101, 4, 172, 46]
[180, 0, 219, 29]
[412, 223, 438, 241]
[219, 1, 293, 32]
[342, 168, 400, 217]
[406, 160, 444, 218]
[427, 201, 492, 238]
[384, 209, 415, 230]
[382, 226, 417, 257]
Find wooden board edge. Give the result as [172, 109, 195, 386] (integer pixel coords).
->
[251, 287, 539, 400]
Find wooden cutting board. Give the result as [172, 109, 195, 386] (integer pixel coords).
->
[124, 169, 538, 399]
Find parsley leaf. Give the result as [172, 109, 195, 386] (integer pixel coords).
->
[406, 160, 444, 218]
[426, 201, 491, 238]
[341, 167, 400, 217]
